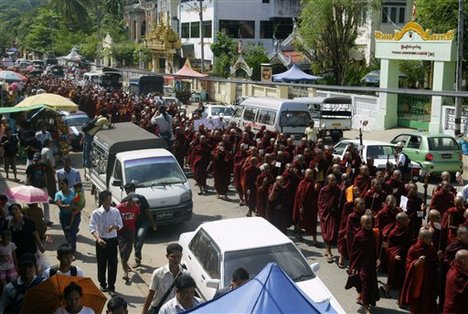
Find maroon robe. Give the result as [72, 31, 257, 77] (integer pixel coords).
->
[318, 185, 342, 243]
[399, 240, 439, 314]
[383, 178, 406, 203]
[406, 194, 424, 240]
[191, 142, 212, 187]
[441, 206, 465, 244]
[233, 151, 247, 193]
[348, 228, 380, 306]
[267, 185, 289, 234]
[429, 190, 455, 216]
[443, 261, 468, 314]
[243, 164, 260, 210]
[346, 210, 363, 261]
[283, 170, 301, 226]
[386, 224, 412, 290]
[255, 172, 274, 218]
[293, 179, 319, 236]
[354, 175, 372, 195]
[337, 201, 354, 259]
[212, 149, 231, 195]
[363, 188, 387, 214]
[375, 204, 400, 231]
[173, 132, 187, 168]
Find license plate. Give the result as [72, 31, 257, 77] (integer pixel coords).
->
[332, 123, 341, 127]
[156, 212, 173, 219]
[441, 154, 452, 159]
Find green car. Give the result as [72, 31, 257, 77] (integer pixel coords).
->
[390, 132, 463, 175]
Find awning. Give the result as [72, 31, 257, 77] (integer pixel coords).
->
[0, 104, 45, 114]
[16, 93, 78, 112]
[272, 64, 322, 82]
[174, 59, 208, 78]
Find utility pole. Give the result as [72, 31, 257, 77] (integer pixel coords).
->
[199, 0, 204, 73]
[454, 0, 464, 135]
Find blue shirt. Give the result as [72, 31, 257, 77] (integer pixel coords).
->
[54, 190, 75, 212]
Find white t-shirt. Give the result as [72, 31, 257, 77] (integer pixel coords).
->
[42, 266, 84, 279]
[41, 147, 55, 168]
[159, 296, 202, 314]
[0, 242, 17, 270]
[149, 264, 188, 307]
[54, 306, 94, 314]
[304, 127, 319, 142]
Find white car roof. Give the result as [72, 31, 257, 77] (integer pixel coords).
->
[116, 148, 173, 160]
[199, 217, 291, 253]
[336, 139, 395, 146]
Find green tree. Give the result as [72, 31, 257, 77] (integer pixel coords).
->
[211, 32, 237, 77]
[112, 41, 138, 66]
[48, 0, 91, 27]
[298, 0, 380, 85]
[242, 42, 270, 81]
[399, 60, 426, 88]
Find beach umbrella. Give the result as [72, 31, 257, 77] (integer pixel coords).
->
[0, 70, 27, 82]
[15, 93, 78, 112]
[6, 185, 49, 203]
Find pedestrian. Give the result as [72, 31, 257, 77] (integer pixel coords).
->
[41, 139, 57, 211]
[304, 120, 319, 146]
[35, 123, 52, 147]
[43, 243, 84, 279]
[142, 243, 188, 314]
[158, 274, 202, 314]
[117, 196, 140, 282]
[293, 168, 319, 244]
[57, 156, 82, 189]
[106, 296, 128, 314]
[83, 108, 110, 168]
[53, 282, 95, 314]
[191, 135, 211, 195]
[0, 230, 18, 295]
[23, 130, 41, 168]
[55, 179, 80, 253]
[89, 191, 123, 295]
[26, 152, 51, 225]
[443, 249, 468, 314]
[0, 127, 19, 182]
[121, 183, 157, 267]
[212, 142, 231, 200]
[213, 267, 250, 298]
[267, 175, 289, 234]
[150, 105, 174, 148]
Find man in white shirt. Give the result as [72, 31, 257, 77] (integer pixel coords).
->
[35, 123, 52, 147]
[56, 156, 81, 188]
[42, 243, 84, 279]
[159, 274, 202, 314]
[304, 121, 320, 145]
[142, 243, 188, 314]
[151, 106, 174, 146]
[89, 191, 123, 294]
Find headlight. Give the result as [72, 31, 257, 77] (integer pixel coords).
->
[181, 190, 192, 202]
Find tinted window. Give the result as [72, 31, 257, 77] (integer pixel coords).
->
[189, 230, 220, 279]
[257, 109, 277, 125]
[63, 116, 89, 126]
[113, 161, 122, 181]
[124, 156, 186, 186]
[366, 145, 395, 159]
[210, 107, 234, 116]
[333, 142, 349, 156]
[279, 111, 311, 127]
[243, 108, 258, 122]
[407, 136, 422, 149]
[428, 137, 459, 151]
[391, 134, 410, 145]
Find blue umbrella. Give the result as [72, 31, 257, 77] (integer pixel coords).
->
[0, 70, 27, 82]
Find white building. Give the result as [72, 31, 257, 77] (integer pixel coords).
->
[178, 0, 300, 64]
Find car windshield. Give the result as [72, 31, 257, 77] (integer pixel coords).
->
[366, 145, 396, 159]
[63, 116, 89, 126]
[210, 107, 233, 116]
[279, 111, 311, 127]
[125, 156, 186, 186]
[224, 243, 314, 287]
[428, 137, 459, 151]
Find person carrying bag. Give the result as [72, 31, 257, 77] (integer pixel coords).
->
[148, 271, 183, 314]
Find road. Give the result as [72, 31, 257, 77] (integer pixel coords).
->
[1, 127, 464, 313]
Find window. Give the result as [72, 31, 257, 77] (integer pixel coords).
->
[113, 161, 122, 181]
[333, 142, 349, 156]
[191, 21, 200, 38]
[203, 20, 212, 38]
[262, 0, 270, 3]
[233, 106, 244, 118]
[189, 230, 220, 279]
[219, 20, 255, 38]
[279, 111, 311, 127]
[260, 21, 273, 38]
[181, 22, 190, 38]
[391, 135, 410, 145]
[257, 109, 277, 125]
[366, 145, 396, 160]
[407, 136, 422, 149]
[382, 3, 406, 24]
[428, 137, 459, 151]
[243, 107, 258, 121]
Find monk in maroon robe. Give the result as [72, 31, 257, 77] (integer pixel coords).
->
[267, 176, 289, 234]
[429, 180, 455, 216]
[354, 165, 372, 195]
[338, 192, 363, 267]
[363, 178, 387, 215]
[431, 171, 457, 195]
[233, 145, 248, 205]
[318, 174, 342, 260]
[243, 157, 260, 217]
[347, 215, 380, 313]
[346, 197, 366, 265]
[427, 209, 447, 252]
[293, 169, 320, 243]
[383, 170, 406, 203]
[443, 249, 468, 314]
[381, 212, 412, 295]
[406, 183, 426, 240]
[375, 195, 401, 231]
[191, 135, 212, 195]
[212, 143, 231, 199]
[282, 164, 301, 226]
[173, 127, 187, 168]
[442, 196, 466, 244]
[255, 164, 274, 218]
[399, 228, 439, 314]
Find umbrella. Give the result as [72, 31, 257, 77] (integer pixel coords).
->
[0, 70, 27, 82]
[20, 275, 107, 314]
[15, 93, 78, 112]
[6, 185, 49, 203]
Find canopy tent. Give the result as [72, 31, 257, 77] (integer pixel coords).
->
[186, 263, 337, 314]
[0, 104, 45, 114]
[272, 64, 322, 82]
[175, 59, 208, 78]
[59, 47, 82, 62]
[15, 93, 78, 112]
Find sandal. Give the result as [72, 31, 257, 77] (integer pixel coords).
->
[327, 256, 334, 263]
[338, 262, 345, 269]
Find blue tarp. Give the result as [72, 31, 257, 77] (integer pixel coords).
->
[185, 262, 337, 314]
[272, 64, 322, 82]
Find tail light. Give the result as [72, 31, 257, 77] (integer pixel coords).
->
[425, 153, 433, 161]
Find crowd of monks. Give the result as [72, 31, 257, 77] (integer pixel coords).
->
[24, 76, 468, 314]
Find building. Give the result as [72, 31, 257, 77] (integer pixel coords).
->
[178, 0, 300, 65]
[124, 0, 157, 43]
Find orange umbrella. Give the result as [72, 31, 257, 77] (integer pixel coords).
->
[20, 275, 107, 314]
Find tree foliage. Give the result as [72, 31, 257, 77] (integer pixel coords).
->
[211, 32, 238, 77]
[298, 0, 380, 85]
[48, 0, 92, 29]
[243, 42, 270, 81]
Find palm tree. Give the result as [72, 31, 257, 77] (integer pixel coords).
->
[48, 0, 91, 25]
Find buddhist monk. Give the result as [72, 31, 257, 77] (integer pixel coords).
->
[348, 215, 379, 314]
[191, 135, 212, 195]
[427, 209, 446, 251]
[212, 142, 231, 200]
[400, 228, 440, 314]
[442, 196, 466, 244]
[363, 178, 387, 215]
[354, 165, 372, 195]
[381, 212, 412, 297]
[255, 163, 274, 218]
[293, 168, 320, 244]
[430, 180, 455, 216]
[443, 249, 468, 314]
[282, 163, 301, 227]
[406, 182, 426, 240]
[318, 174, 342, 261]
[243, 157, 260, 217]
[383, 170, 406, 203]
[267, 176, 289, 234]
[375, 195, 400, 230]
[346, 197, 366, 267]
[337, 192, 363, 268]
[233, 144, 248, 205]
[432, 171, 457, 195]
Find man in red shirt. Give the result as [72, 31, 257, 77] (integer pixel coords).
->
[117, 197, 141, 281]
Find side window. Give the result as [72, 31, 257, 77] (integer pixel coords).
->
[333, 142, 349, 156]
[233, 106, 244, 118]
[407, 136, 422, 149]
[243, 107, 258, 122]
[189, 230, 220, 279]
[113, 161, 122, 181]
[204, 243, 220, 279]
[257, 109, 277, 125]
[391, 135, 409, 145]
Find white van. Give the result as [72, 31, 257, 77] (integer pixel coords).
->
[231, 97, 312, 141]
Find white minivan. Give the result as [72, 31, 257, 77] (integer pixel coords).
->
[231, 97, 312, 141]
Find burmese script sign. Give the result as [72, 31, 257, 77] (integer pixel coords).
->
[375, 21, 456, 62]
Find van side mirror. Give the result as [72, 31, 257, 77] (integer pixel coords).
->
[311, 262, 320, 273]
[206, 279, 220, 289]
[112, 179, 122, 187]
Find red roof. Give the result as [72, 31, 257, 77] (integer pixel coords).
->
[175, 60, 208, 78]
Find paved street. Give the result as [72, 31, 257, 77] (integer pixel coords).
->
[1, 127, 466, 313]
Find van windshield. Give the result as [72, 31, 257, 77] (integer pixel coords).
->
[279, 111, 311, 127]
[125, 156, 186, 186]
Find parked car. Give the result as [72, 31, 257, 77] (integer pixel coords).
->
[390, 132, 463, 176]
[333, 139, 422, 177]
[204, 104, 234, 125]
[60, 110, 89, 150]
[178, 217, 345, 313]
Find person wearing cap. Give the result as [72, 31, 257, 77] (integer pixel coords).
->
[57, 156, 82, 189]
[3, 253, 44, 314]
[89, 191, 123, 294]
[25, 152, 51, 224]
[394, 142, 410, 180]
[116, 196, 140, 281]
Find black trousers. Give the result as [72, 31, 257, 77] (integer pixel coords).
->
[96, 237, 118, 289]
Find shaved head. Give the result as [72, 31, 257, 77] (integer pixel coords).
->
[419, 227, 433, 241]
[429, 209, 441, 221]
